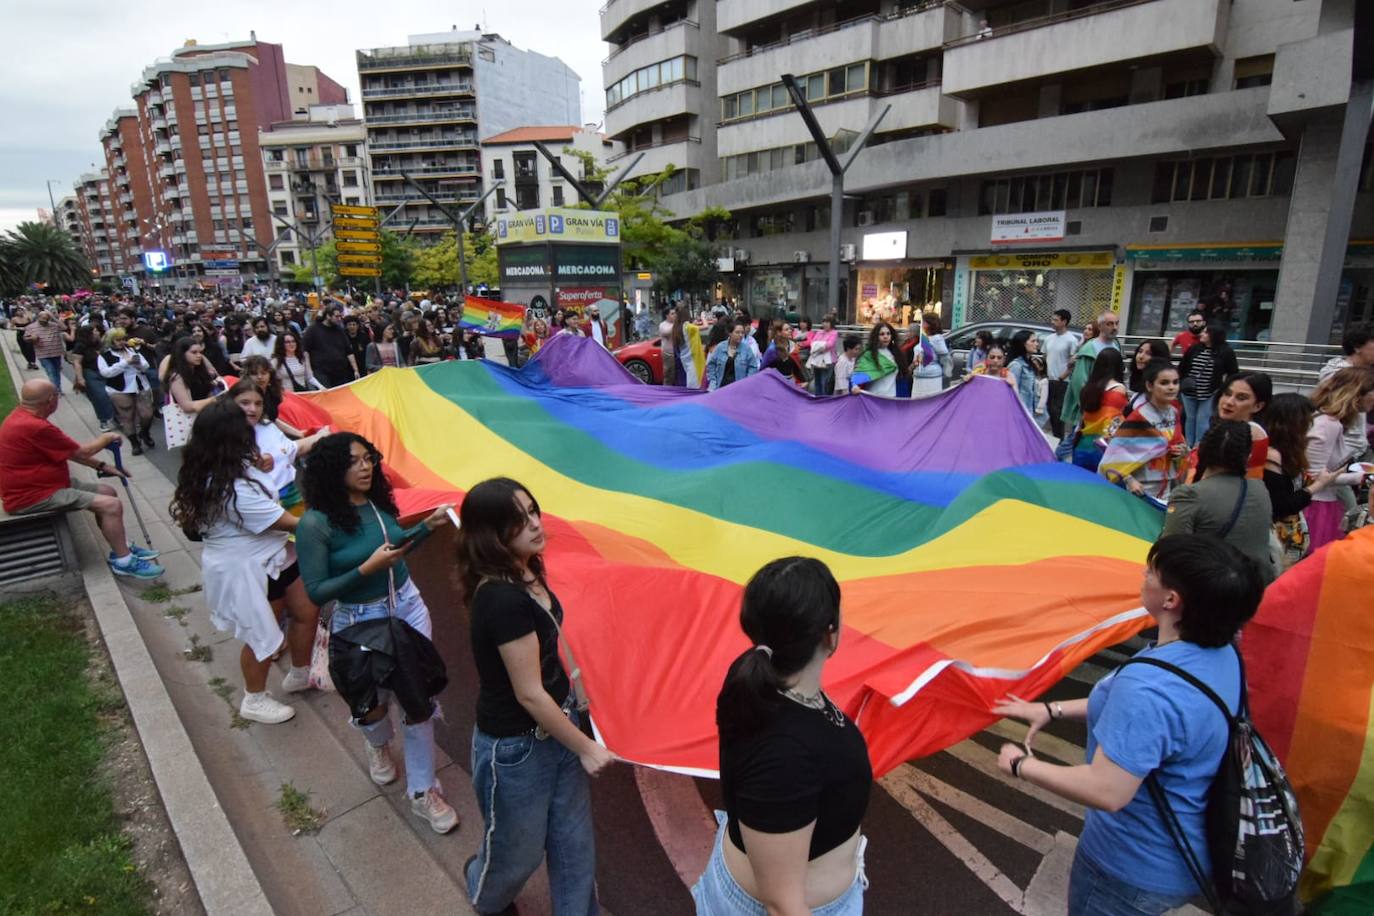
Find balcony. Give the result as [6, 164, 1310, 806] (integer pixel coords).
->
[170, 135, 182, 150]
[374, 188, 478, 205]
[605, 81, 701, 137]
[151, 116, 167, 131]
[119, 192, 133, 204]
[942, 0, 1227, 98]
[155, 139, 172, 155]
[265, 158, 290, 171]
[605, 20, 701, 89]
[367, 136, 477, 152]
[356, 45, 473, 73]
[360, 82, 474, 100]
[159, 162, 176, 179]
[373, 164, 479, 178]
[364, 110, 476, 126]
[112, 154, 127, 169]
[717, 0, 820, 35]
[148, 90, 163, 106]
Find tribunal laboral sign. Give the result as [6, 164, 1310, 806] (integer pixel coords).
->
[991, 211, 1066, 244]
[496, 208, 621, 245]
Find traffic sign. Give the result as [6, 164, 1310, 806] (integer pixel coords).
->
[332, 204, 379, 218]
[338, 266, 381, 277]
[335, 228, 380, 241]
[333, 216, 379, 231]
[336, 240, 382, 255]
[337, 253, 382, 266]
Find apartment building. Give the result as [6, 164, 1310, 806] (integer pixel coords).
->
[600, 0, 728, 197]
[73, 170, 119, 280]
[73, 36, 348, 288]
[639, 0, 1372, 345]
[481, 126, 622, 220]
[357, 29, 582, 239]
[260, 106, 371, 276]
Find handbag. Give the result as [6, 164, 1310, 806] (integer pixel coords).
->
[162, 400, 195, 449]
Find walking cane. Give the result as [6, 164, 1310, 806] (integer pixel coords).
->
[104, 440, 154, 549]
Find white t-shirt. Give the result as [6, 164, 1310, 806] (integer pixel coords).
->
[1044, 330, 1080, 380]
[253, 422, 299, 494]
[240, 335, 277, 361]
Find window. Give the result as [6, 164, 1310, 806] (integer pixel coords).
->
[345, 144, 358, 158]
[281, 251, 296, 266]
[343, 172, 358, 187]
[1152, 151, 1295, 203]
[605, 56, 697, 109]
[552, 186, 564, 207]
[269, 174, 284, 190]
[979, 168, 1113, 214]
[1234, 55, 1275, 90]
[273, 203, 288, 216]
[495, 187, 507, 209]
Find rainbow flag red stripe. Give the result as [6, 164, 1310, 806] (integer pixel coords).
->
[1244, 527, 1374, 912]
[459, 295, 525, 337]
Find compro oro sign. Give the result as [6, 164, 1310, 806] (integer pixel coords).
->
[991, 211, 1066, 244]
[861, 231, 908, 261]
[495, 208, 621, 245]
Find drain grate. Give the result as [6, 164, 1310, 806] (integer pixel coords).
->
[0, 516, 70, 585]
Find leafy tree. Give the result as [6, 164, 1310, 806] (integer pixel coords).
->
[289, 239, 337, 287]
[378, 230, 417, 290]
[561, 149, 730, 292]
[411, 230, 497, 292]
[1, 222, 90, 293]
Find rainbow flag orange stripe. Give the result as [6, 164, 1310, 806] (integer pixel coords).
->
[459, 294, 525, 337]
[280, 336, 1162, 776]
[1244, 527, 1374, 912]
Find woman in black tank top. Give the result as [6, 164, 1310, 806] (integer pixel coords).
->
[694, 557, 872, 915]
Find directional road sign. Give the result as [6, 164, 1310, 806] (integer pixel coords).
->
[335, 228, 380, 242]
[332, 204, 379, 218]
[334, 216, 379, 231]
[338, 266, 382, 278]
[337, 253, 383, 266]
[336, 240, 382, 255]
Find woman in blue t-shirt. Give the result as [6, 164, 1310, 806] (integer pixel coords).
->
[990, 534, 1265, 916]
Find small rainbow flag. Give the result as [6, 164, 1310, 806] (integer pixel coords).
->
[459, 295, 525, 338]
[1244, 526, 1374, 913]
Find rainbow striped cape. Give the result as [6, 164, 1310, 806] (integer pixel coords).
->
[1244, 527, 1374, 913]
[277, 336, 1164, 776]
[1098, 405, 1186, 496]
[459, 295, 525, 338]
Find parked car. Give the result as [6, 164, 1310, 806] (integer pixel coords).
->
[903, 320, 1055, 378]
[613, 337, 663, 384]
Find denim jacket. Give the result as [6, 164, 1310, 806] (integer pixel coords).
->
[705, 341, 761, 391]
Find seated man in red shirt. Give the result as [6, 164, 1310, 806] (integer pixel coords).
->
[0, 379, 164, 579]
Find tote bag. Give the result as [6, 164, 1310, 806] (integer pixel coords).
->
[162, 401, 195, 449]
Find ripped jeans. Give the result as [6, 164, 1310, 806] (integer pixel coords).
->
[691, 810, 868, 915]
[330, 578, 437, 796]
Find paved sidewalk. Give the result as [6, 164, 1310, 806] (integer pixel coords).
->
[5, 341, 514, 916]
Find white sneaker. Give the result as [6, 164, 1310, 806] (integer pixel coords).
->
[280, 667, 312, 693]
[239, 691, 295, 724]
[411, 784, 459, 834]
[366, 742, 397, 786]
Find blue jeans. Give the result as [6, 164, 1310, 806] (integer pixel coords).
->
[1180, 393, 1213, 447]
[810, 366, 834, 396]
[39, 356, 64, 392]
[1068, 851, 1194, 916]
[330, 578, 437, 796]
[81, 368, 115, 423]
[692, 811, 867, 915]
[466, 707, 598, 915]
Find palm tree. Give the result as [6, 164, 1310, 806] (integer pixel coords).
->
[2, 221, 90, 292]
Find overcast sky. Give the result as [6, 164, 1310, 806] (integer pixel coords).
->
[0, 0, 608, 234]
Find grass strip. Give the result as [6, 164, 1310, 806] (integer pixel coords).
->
[0, 596, 151, 914]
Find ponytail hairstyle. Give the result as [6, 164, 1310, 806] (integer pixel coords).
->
[716, 557, 841, 741]
[1194, 419, 1253, 479]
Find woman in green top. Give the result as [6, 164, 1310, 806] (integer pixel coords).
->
[297, 432, 460, 834]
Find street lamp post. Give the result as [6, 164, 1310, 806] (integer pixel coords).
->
[779, 75, 889, 319]
[397, 176, 504, 294]
[45, 180, 61, 229]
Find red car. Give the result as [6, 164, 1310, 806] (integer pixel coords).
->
[613, 338, 663, 384]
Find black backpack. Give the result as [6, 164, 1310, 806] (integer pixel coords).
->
[1121, 646, 1304, 915]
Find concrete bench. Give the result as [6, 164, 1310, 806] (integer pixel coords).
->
[0, 505, 78, 585]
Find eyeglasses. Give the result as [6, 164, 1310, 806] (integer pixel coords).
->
[348, 453, 379, 469]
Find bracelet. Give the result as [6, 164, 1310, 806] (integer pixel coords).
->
[1043, 701, 1054, 720]
[1011, 754, 1028, 779]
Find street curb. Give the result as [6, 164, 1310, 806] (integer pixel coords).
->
[2, 338, 271, 916]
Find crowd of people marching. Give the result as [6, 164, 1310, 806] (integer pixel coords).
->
[1, 286, 1370, 915]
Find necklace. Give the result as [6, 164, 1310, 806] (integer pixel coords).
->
[779, 688, 846, 727]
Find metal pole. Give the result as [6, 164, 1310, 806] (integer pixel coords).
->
[829, 175, 844, 318]
[457, 228, 469, 296]
[398, 175, 502, 297]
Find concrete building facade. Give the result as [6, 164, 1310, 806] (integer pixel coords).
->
[635, 0, 1372, 345]
[480, 125, 622, 220]
[259, 106, 371, 278]
[68, 37, 348, 289]
[600, 0, 728, 196]
[357, 29, 583, 240]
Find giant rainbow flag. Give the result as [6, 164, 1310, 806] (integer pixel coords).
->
[281, 335, 1164, 775]
[1244, 527, 1374, 914]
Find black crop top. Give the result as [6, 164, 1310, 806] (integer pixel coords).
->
[720, 695, 872, 860]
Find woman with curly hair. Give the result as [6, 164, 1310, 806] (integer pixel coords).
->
[852, 321, 907, 397]
[273, 329, 322, 392]
[169, 399, 312, 725]
[457, 477, 613, 914]
[296, 433, 459, 833]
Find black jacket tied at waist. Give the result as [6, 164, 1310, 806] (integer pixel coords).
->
[328, 617, 447, 724]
